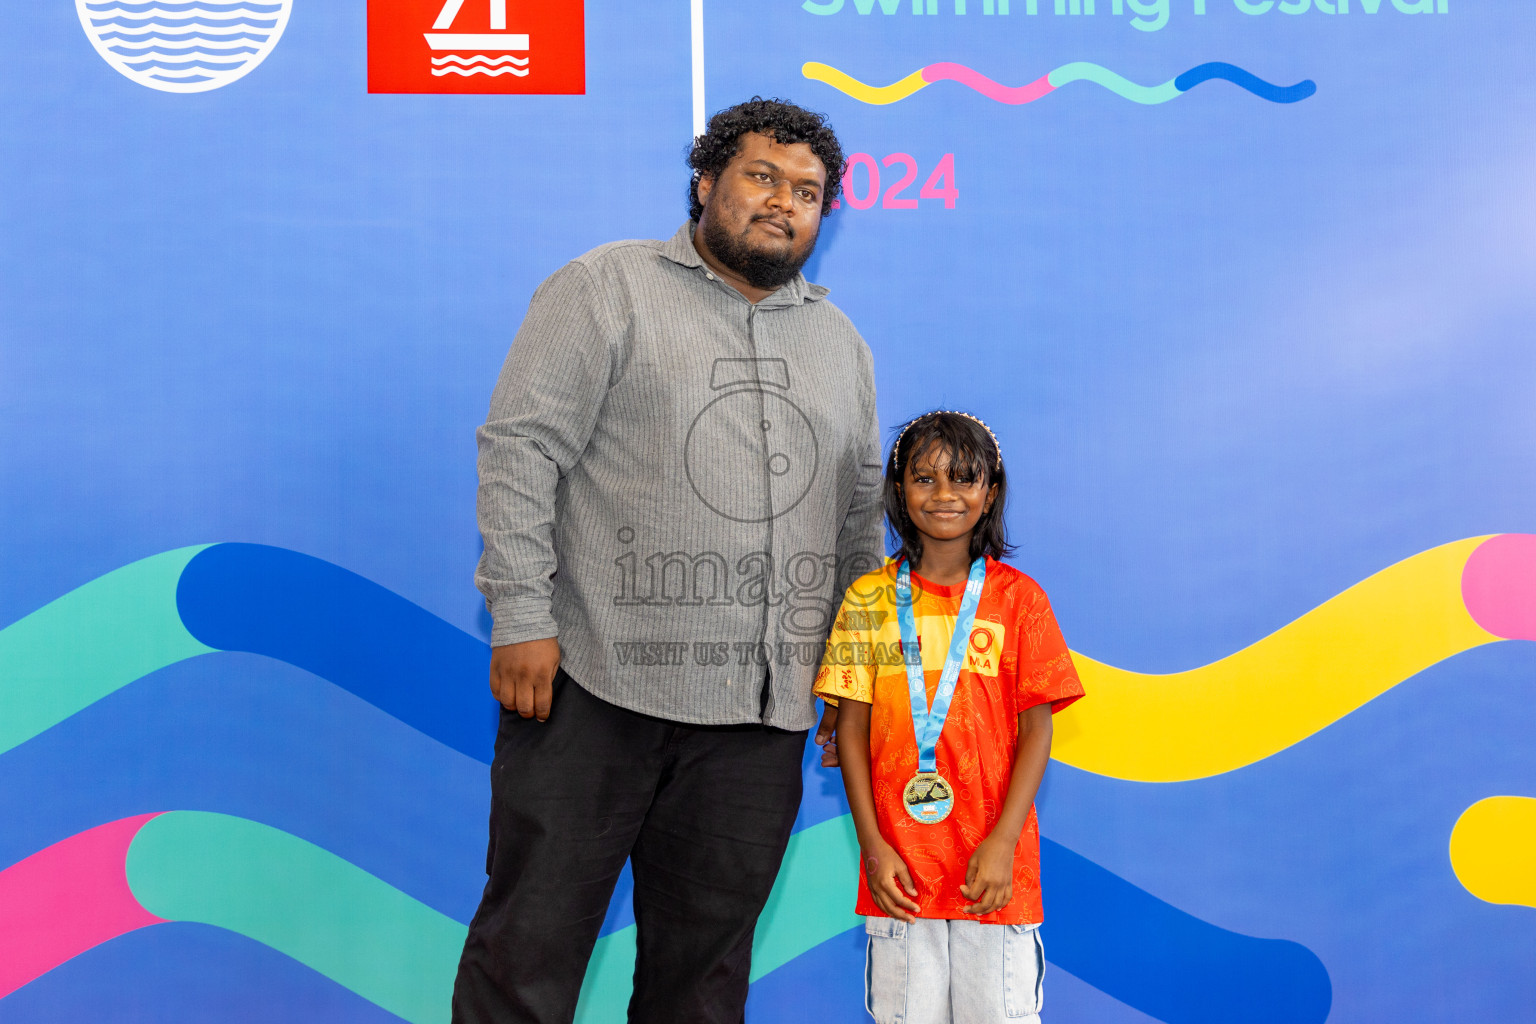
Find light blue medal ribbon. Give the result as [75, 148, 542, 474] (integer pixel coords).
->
[895, 556, 987, 824]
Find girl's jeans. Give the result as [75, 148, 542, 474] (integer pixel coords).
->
[864, 916, 1045, 1024]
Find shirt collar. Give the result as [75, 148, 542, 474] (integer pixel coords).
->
[657, 221, 830, 307]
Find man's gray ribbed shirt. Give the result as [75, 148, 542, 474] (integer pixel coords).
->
[476, 222, 884, 731]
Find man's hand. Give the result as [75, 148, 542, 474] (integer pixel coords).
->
[863, 839, 921, 923]
[960, 833, 1015, 916]
[815, 700, 839, 767]
[489, 637, 561, 721]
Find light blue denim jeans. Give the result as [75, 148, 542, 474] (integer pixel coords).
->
[864, 916, 1044, 1024]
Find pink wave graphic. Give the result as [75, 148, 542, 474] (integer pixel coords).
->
[0, 813, 164, 997]
[921, 62, 1054, 105]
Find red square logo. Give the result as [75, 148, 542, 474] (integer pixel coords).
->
[368, 0, 585, 94]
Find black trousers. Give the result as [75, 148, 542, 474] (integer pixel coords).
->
[451, 669, 807, 1024]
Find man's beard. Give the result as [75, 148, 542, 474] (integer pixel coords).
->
[700, 212, 818, 292]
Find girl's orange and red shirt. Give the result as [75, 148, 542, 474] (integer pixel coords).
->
[813, 558, 1084, 925]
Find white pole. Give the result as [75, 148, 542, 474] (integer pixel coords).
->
[690, 0, 705, 138]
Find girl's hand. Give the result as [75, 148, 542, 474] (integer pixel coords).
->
[863, 841, 921, 923]
[960, 834, 1014, 916]
[815, 701, 840, 767]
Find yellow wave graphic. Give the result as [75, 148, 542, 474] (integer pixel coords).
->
[1450, 797, 1536, 909]
[801, 62, 927, 105]
[1054, 537, 1500, 782]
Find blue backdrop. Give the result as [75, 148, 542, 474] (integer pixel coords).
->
[3, 1, 1535, 1021]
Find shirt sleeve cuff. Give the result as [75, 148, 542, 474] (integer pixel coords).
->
[487, 597, 559, 647]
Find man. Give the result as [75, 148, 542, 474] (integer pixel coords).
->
[453, 98, 884, 1024]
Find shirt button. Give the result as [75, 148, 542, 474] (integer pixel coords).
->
[705, 272, 715, 280]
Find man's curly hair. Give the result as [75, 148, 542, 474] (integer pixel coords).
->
[687, 97, 845, 221]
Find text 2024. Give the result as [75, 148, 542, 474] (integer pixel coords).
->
[832, 153, 957, 210]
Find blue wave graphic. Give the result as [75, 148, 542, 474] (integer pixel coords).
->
[91, 16, 280, 28]
[176, 544, 497, 764]
[110, 44, 261, 55]
[1043, 839, 1331, 1024]
[151, 73, 212, 82]
[126, 59, 251, 70]
[1174, 62, 1317, 103]
[98, 29, 271, 40]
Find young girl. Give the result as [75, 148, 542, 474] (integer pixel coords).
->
[814, 410, 1084, 1024]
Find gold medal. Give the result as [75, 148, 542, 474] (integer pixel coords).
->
[902, 771, 955, 824]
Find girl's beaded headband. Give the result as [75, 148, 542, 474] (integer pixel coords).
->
[890, 411, 1002, 473]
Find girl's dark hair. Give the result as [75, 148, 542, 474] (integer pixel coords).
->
[883, 411, 1012, 569]
[686, 97, 845, 220]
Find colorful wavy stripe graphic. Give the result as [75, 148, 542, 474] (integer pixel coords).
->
[802, 60, 1316, 107]
[0, 542, 1357, 1023]
[1054, 534, 1536, 781]
[4, 536, 1530, 781]
[0, 811, 1329, 1024]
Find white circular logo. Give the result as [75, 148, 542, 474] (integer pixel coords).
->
[77, 0, 292, 93]
[685, 390, 819, 524]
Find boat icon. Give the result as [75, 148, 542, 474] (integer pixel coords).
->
[425, 0, 529, 77]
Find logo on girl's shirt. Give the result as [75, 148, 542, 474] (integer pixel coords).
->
[964, 621, 1004, 675]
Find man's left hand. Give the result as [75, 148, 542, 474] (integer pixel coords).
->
[815, 701, 839, 767]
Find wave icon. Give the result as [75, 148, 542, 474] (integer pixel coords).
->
[75, 0, 291, 93]
[431, 54, 529, 77]
[803, 60, 1316, 108]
